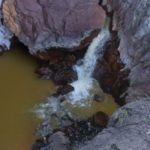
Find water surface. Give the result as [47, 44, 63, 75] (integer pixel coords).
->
[0, 48, 55, 150]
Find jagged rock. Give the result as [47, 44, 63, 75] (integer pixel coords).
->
[0, 1, 13, 52]
[93, 31, 129, 105]
[77, 0, 150, 149]
[102, 0, 150, 102]
[35, 49, 78, 84]
[92, 111, 108, 127]
[3, 0, 105, 53]
[56, 84, 74, 95]
[32, 131, 70, 150]
[78, 100, 150, 150]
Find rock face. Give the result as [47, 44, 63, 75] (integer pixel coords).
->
[78, 100, 150, 150]
[3, 0, 105, 53]
[0, 0, 12, 52]
[103, 0, 150, 102]
[93, 31, 129, 106]
[32, 0, 150, 149]
[77, 0, 150, 150]
[32, 131, 70, 150]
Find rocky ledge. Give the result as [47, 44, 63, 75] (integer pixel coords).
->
[2, 0, 105, 53]
[78, 0, 150, 149]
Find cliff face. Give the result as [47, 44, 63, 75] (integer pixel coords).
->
[105, 0, 150, 102]
[77, 1, 150, 149]
[0, 0, 12, 52]
[3, 0, 105, 53]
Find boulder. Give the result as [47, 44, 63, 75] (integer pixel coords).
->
[3, 0, 106, 53]
[78, 100, 150, 150]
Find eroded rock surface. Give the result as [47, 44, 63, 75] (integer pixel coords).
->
[103, 0, 150, 102]
[0, 1, 12, 52]
[77, 0, 150, 150]
[3, 0, 105, 53]
[78, 100, 150, 150]
[93, 31, 129, 106]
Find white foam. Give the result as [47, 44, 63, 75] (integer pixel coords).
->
[68, 28, 110, 104]
[34, 18, 111, 123]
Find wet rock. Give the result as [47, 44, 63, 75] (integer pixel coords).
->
[35, 49, 78, 85]
[56, 84, 74, 95]
[54, 68, 77, 85]
[102, 0, 150, 102]
[0, 1, 13, 52]
[3, 0, 106, 53]
[65, 120, 103, 144]
[48, 131, 70, 150]
[93, 31, 129, 105]
[78, 100, 150, 150]
[35, 67, 54, 80]
[32, 131, 70, 150]
[92, 111, 109, 127]
[76, 0, 150, 149]
[93, 94, 104, 102]
[32, 138, 48, 150]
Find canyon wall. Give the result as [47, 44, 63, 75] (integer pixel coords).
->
[77, 0, 150, 149]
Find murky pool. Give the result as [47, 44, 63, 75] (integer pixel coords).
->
[0, 45, 118, 150]
[0, 48, 55, 150]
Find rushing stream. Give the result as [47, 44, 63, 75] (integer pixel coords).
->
[68, 21, 110, 104]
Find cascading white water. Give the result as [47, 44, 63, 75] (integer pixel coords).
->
[67, 21, 111, 104]
[34, 18, 112, 133]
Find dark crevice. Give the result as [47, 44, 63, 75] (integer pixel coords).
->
[93, 31, 130, 106]
[92, 1, 130, 106]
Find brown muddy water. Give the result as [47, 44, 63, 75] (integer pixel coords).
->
[0, 47, 118, 150]
[0, 48, 55, 150]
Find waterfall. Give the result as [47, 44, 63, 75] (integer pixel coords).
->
[34, 18, 112, 132]
[67, 21, 111, 104]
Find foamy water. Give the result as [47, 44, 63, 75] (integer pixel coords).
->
[68, 27, 110, 104]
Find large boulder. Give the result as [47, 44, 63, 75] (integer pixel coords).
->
[78, 100, 150, 150]
[2, 0, 105, 53]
